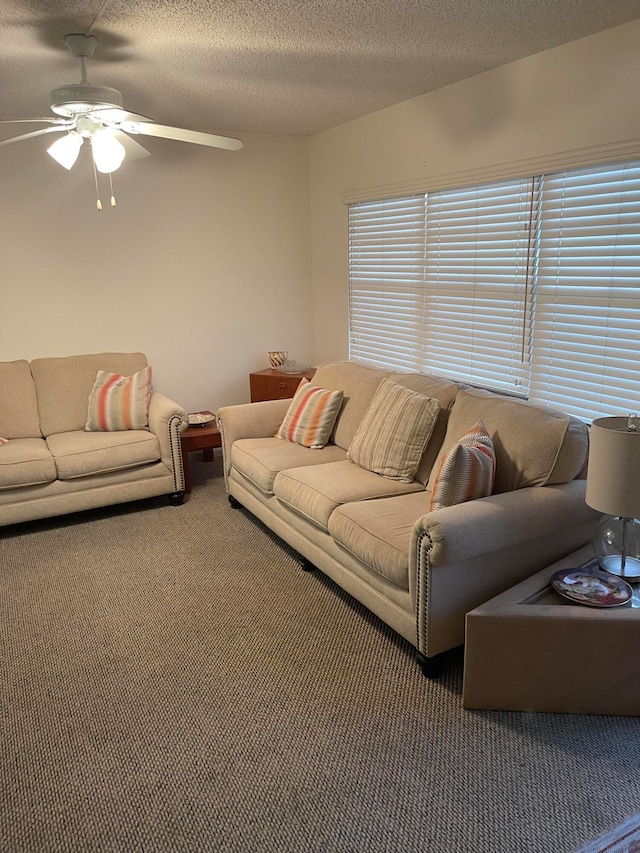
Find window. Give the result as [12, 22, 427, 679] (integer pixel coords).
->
[348, 159, 640, 422]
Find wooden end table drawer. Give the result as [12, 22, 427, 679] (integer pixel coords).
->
[249, 368, 316, 402]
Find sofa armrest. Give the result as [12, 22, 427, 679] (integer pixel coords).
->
[217, 399, 291, 482]
[410, 480, 602, 657]
[148, 392, 187, 491]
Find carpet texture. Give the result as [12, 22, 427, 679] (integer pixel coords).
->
[1, 457, 639, 853]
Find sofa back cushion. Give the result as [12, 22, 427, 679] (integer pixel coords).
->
[31, 352, 149, 436]
[311, 361, 390, 451]
[0, 360, 42, 439]
[426, 387, 588, 494]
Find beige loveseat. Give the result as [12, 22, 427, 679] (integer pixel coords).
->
[0, 352, 187, 527]
[218, 361, 601, 674]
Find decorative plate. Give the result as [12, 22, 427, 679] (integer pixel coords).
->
[277, 362, 312, 374]
[550, 568, 633, 607]
[187, 413, 215, 426]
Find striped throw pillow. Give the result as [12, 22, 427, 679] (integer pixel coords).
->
[276, 379, 343, 449]
[430, 420, 495, 511]
[85, 366, 152, 432]
[347, 378, 440, 482]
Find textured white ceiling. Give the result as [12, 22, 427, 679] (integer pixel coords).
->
[1, 0, 640, 137]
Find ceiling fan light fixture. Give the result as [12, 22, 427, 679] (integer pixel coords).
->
[50, 85, 124, 117]
[1, 31, 243, 209]
[91, 127, 125, 173]
[47, 130, 83, 169]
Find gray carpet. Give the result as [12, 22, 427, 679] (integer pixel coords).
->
[1, 457, 639, 853]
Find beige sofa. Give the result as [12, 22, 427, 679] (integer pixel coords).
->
[0, 352, 187, 527]
[217, 361, 601, 674]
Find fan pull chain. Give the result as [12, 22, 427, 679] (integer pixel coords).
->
[109, 172, 116, 207]
[92, 157, 102, 211]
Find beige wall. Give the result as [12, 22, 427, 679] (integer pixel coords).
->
[308, 19, 640, 362]
[0, 132, 312, 411]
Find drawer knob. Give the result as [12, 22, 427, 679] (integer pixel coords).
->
[279, 382, 287, 389]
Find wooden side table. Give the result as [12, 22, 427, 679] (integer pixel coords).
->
[249, 368, 316, 402]
[180, 411, 221, 494]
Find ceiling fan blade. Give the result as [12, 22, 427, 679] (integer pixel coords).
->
[113, 131, 151, 160]
[0, 117, 70, 126]
[120, 121, 244, 151]
[94, 108, 153, 123]
[0, 126, 68, 148]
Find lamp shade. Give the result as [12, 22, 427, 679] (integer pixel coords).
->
[47, 131, 83, 170]
[91, 128, 125, 173]
[585, 417, 640, 519]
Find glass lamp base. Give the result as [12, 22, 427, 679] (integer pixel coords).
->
[593, 515, 640, 580]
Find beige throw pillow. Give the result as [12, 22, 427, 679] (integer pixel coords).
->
[347, 378, 439, 482]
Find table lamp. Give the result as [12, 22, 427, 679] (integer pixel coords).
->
[585, 415, 640, 579]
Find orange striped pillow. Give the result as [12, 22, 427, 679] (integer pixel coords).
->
[430, 420, 495, 511]
[85, 366, 152, 432]
[276, 378, 343, 449]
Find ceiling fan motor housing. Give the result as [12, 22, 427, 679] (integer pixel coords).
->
[50, 84, 124, 116]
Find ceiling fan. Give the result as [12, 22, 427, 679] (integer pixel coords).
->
[0, 33, 243, 206]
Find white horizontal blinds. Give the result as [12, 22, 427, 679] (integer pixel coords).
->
[420, 177, 537, 394]
[530, 161, 640, 421]
[349, 195, 426, 370]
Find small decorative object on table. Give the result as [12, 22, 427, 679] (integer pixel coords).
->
[268, 351, 288, 369]
[550, 565, 633, 607]
[187, 412, 215, 427]
[277, 359, 313, 374]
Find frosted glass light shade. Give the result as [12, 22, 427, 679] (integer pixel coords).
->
[91, 128, 125, 173]
[47, 131, 83, 170]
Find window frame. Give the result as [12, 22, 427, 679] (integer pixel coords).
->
[348, 158, 640, 423]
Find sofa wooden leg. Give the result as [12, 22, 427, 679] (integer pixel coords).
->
[300, 558, 316, 572]
[168, 492, 184, 506]
[416, 650, 444, 678]
[228, 495, 243, 509]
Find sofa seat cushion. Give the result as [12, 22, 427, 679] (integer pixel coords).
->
[274, 460, 423, 532]
[231, 438, 347, 495]
[329, 491, 431, 589]
[46, 430, 160, 480]
[0, 438, 57, 489]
